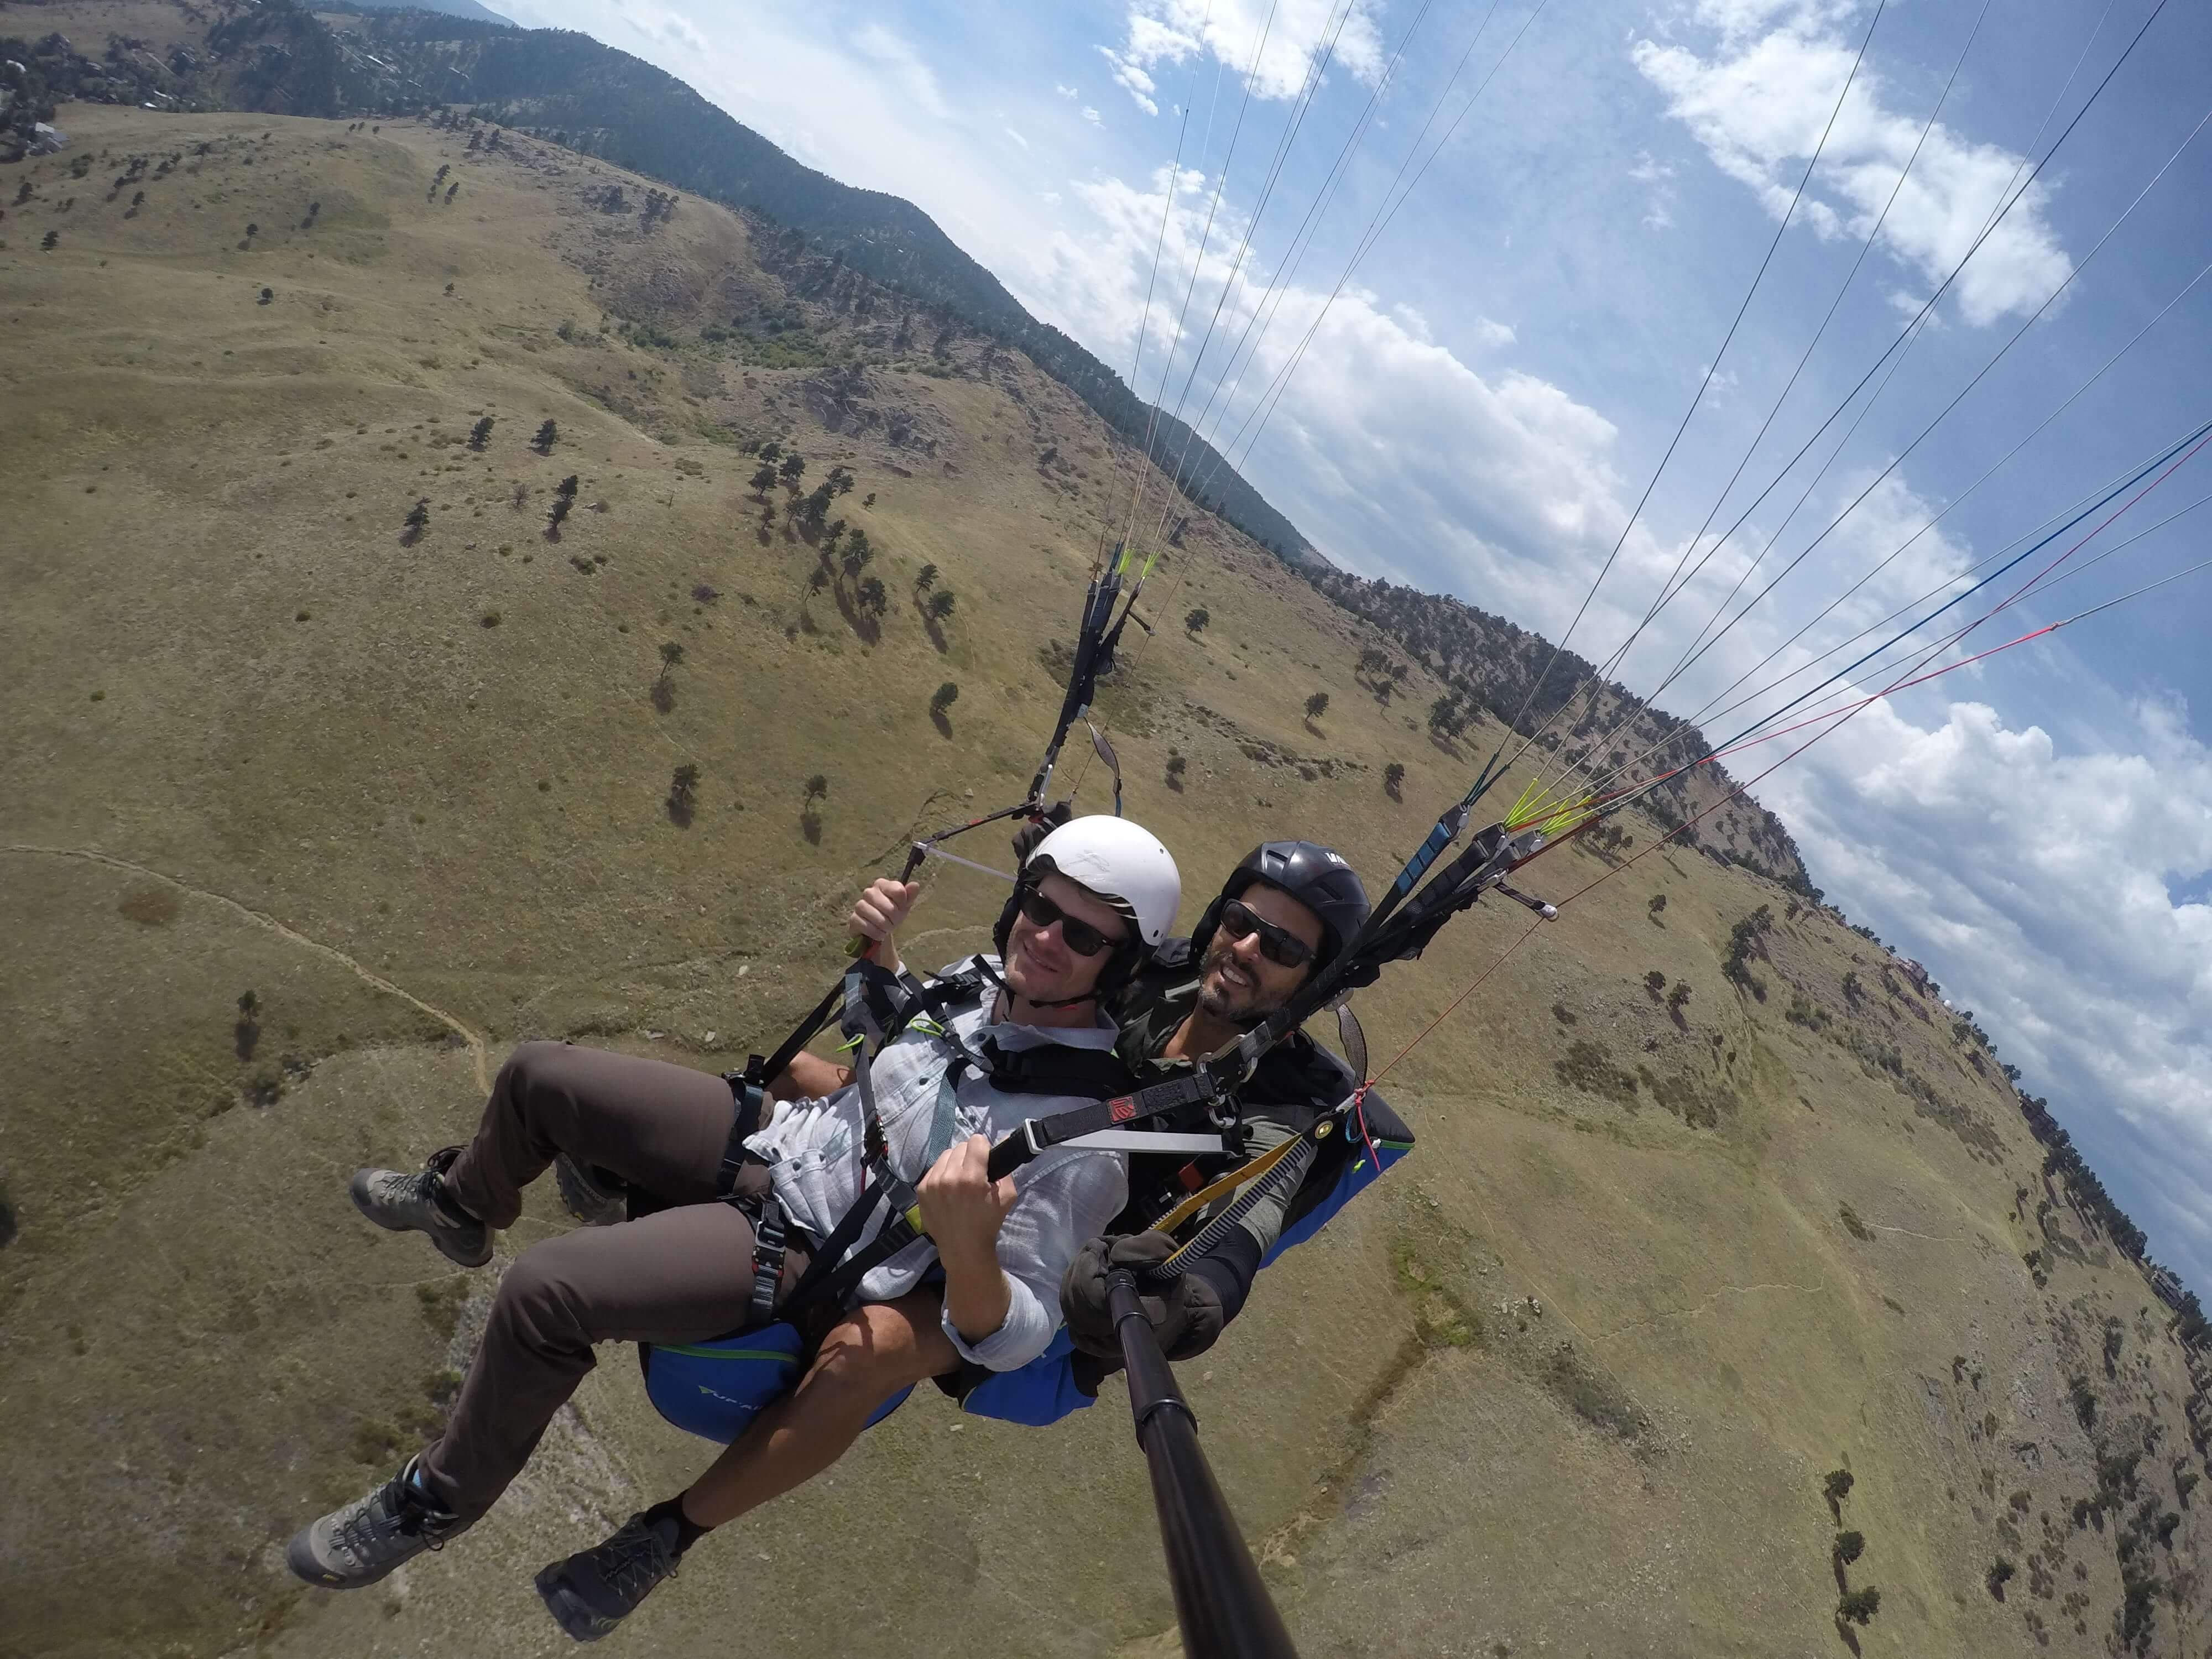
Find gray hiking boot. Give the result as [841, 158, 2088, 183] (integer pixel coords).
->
[554, 1152, 628, 1227]
[287, 1454, 473, 1589]
[535, 1511, 680, 1642]
[349, 1145, 492, 1268]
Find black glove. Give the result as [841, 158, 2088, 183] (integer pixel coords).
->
[1010, 801, 1073, 865]
[1060, 1232, 1227, 1362]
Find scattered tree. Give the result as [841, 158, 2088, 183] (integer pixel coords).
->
[1835, 1587, 1881, 1626]
[855, 576, 888, 619]
[1303, 691, 1330, 724]
[234, 989, 261, 1061]
[1185, 606, 1210, 637]
[927, 590, 957, 622]
[929, 681, 959, 717]
[1166, 753, 1187, 790]
[1666, 981, 1693, 1016]
[1985, 1558, 2014, 1599]
[1644, 970, 1668, 998]
[779, 453, 806, 488]
[749, 462, 778, 497]
[467, 415, 494, 450]
[666, 763, 700, 828]
[1834, 1531, 1865, 1567]
[402, 498, 430, 541]
[243, 221, 259, 241]
[1823, 1469, 1855, 1515]
[803, 774, 828, 804]
[914, 562, 938, 593]
[1647, 893, 1667, 922]
[444, 182, 460, 205]
[863, 491, 877, 509]
[1383, 761, 1406, 801]
[533, 418, 558, 455]
[258, 286, 273, 305]
[510, 481, 529, 510]
[1841, 970, 1864, 1007]
[40, 229, 58, 251]
[650, 641, 685, 712]
[546, 495, 572, 536]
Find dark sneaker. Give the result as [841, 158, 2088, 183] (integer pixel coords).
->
[554, 1152, 628, 1227]
[349, 1145, 492, 1268]
[535, 1512, 680, 1642]
[287, 1455, 472, 1589]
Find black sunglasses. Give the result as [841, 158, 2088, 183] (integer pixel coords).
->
[1218, 899, 1317, 969]
[1016, 885, 1125, 957]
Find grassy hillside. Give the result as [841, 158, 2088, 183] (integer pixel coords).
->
[5, 100, 2210, 1659]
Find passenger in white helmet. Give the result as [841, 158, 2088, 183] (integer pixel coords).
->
[287, 817, 1180, 1632]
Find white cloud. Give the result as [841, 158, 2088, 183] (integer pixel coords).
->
[1056, 82, 1079, 99]
[1634, 8, 2074, 325]
[1083, 106, 1103, 127]
[1475, 316, 1517, 349]
[1004, 126, 1030, 152]
[1629, 148, 1678, 230]
[848, 21, 951, 121]
[1100, 0, 1389, 106]
[1098, 44, 1161, 116]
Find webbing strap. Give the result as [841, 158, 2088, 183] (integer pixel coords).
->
[985, 1070, 1222, 1182]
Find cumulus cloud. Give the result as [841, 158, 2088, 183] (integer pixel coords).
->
[1083, 106, 1103, 127]
[1099, 0, 1389, 108]
[1098, 44, 1161, 115]
[1633, 3, 2074, 326]
[1056, 82, 1079, 98]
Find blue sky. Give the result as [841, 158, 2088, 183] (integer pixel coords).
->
[497, 0, 2212, 1288]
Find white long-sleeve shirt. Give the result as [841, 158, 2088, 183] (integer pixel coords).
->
[744, 959, 1128, 1370]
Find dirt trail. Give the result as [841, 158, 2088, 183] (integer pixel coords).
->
[3, 842, 492, 1092]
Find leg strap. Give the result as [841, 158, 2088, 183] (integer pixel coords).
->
[716, 1060, 770, 1198]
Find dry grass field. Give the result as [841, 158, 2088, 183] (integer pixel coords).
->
[5, 98, 2209, 1659]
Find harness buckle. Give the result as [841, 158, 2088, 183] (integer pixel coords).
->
[748, 1193, 789, 1326]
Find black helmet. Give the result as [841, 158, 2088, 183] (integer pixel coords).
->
[1190, 841, 1370, 975]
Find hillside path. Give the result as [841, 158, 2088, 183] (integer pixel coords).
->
[3, 842, 491, 1092]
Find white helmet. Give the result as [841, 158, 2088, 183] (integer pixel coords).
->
[1022, 815, 1181, 947]
[993, 815, 1181, 1004]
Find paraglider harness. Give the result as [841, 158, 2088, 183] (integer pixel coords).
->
[640, 950, 1240, 1443]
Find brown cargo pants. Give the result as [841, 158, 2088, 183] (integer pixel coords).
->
[418, 1040, 795, 1520]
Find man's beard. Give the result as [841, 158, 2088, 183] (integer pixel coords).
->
[1193, 935, 1269, 1026]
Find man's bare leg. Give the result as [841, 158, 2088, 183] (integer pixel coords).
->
[535, 1290, 956, 1640]
[680, 1288, 957, 1527]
